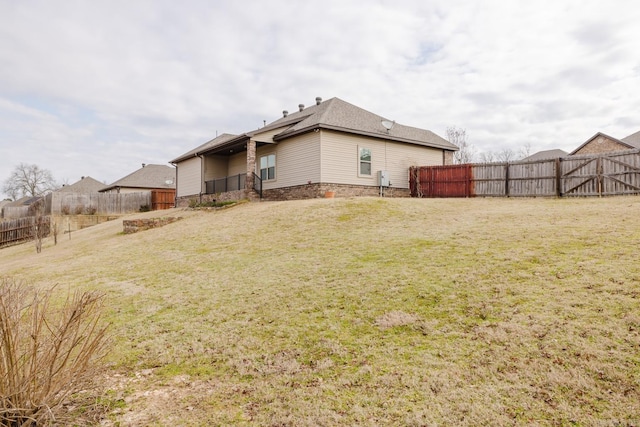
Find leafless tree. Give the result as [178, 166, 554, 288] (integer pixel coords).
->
[479, 152, 496, 163]
[497, 148, 516, 163]
[518, 142, 532, 160]
[446, 126, 476, 164]
[29, 198, 48, 253]
[2, 163, 58, 200]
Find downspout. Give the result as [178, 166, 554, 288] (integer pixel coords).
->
[170, 162, 178, 207]
[198, 154, 204, 204]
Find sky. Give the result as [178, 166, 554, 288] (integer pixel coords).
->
[1, 0, 639, 198]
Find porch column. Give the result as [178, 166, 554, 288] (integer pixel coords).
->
[246, 139, 256, 192]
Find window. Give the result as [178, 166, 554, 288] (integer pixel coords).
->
[260, 154, 276, 181]
[359, 147, 372, 176]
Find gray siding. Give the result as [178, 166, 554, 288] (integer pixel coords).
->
[320, 130, 442, 189]
[204, 155, 228, 181]
[259, 132, 321, 190]
[228, 152, 247, 176]
[177, 156, 202, 197]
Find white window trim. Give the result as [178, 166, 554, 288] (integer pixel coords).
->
[358, 146, 373, 178]
[259, 153, 276, 182]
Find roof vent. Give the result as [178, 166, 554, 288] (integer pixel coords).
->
[298, 104, 304, 112]
[142, 163, 146, 168]
[316, 97, 322, 105]
[283, 110, 288, 117]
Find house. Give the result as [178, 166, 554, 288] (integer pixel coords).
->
[170, 97, 457, 204]
[100, 164, 176, 194]
[569, 131, 640, 156]
[58, 176, 106, 193]
[523, 149, 568, 161]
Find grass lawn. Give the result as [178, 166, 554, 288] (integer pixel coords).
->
[2, 196, 639, 426]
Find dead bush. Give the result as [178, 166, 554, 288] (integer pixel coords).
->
[0, 278, 110, 426]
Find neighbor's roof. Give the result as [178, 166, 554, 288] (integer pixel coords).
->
[170, 133, 240, 163]
[523, 149, 568, 161]
[621, 130, 640, 148]
[4, 196, 42, 207]
[100, 164, 176, 192]
[58, 176, 106, 193]
[170, 97, 457, 162]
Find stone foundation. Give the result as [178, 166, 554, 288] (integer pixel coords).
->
[123, 217, 182, 234]
[176, 184, 409, 204]
[262, 183, 410, 201]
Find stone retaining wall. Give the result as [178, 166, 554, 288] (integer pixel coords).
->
[262, 183, 410, 201]
[123, 217, 182, 234]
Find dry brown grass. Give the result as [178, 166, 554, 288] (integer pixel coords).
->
[1, 197, 640, 426]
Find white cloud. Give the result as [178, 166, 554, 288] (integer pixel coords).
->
[1, 0, 639, 197]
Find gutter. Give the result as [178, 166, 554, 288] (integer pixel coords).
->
[273, 124, 458, 151]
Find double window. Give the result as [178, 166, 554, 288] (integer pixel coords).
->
[359, 147, 372, 176]
[260, 154, 276, 181]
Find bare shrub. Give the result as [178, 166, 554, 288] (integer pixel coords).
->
[84, 206, 97, 215]
[61, 205, 70, 215]
[74, 205, 84, 215]
[28, 199, 48, 254]
[0, 278, 111, 426]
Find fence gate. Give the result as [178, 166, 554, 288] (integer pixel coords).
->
[151, 189, 176, 210]
[561, 153, 640, 196]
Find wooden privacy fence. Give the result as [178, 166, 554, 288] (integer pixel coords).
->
[46, 191, 153, 215]
[410, 149, 640, 198]
[0, 216, 50, 248]
[151, 189, 176, 210]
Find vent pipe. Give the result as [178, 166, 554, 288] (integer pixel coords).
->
[142, 163, 146, 168]
[283, 110, 288, 117]
[298, 104, 304, 112]
[316, 97, 322, 105]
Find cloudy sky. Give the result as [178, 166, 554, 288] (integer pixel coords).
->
[1, 0, 639, 197]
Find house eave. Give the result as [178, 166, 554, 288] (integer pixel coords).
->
[273, 124, 458, 151]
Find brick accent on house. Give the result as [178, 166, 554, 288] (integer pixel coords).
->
[444, 151, 454, 165]
[246, 139, 256, 192]
[573, 136, 630, 155]
[262, 183, 410, 201]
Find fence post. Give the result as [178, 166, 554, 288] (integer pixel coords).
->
[504, 163, 510, 197]
[555, 158, 562, 197]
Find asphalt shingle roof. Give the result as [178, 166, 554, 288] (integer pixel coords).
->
[523, 149, 568, 161]
[100, 164, 176, 192]
[170, 97, 456, 162]
[58, 176, 106, 193]
[621, 130, 640, 148]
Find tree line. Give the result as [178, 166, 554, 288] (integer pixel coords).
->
[447, 126, 532, 164]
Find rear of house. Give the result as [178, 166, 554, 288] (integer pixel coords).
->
[170, 97, 457, 205]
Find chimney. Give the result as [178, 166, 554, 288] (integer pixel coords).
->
[142, 163, 146, 168]
[316, 97, 322, 105]
[283, 110, 288, 117]
[298, 104, 304, 112]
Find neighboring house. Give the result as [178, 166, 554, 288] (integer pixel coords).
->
[100, 164, 176, 194]
[58, 176, 106, 193]
[523, 149, 568, 161]
[170, 96, 457, 204]
[569, 131, 640, 156]
[1, 196, 43, 219]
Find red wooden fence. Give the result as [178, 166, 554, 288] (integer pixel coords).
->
[410, 164, 473, 197]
